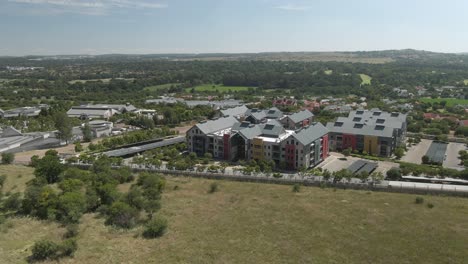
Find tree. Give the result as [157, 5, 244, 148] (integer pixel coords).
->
[74, 142, 83, 152]
[1, 152, 14, 164]
[394, 147, 405, 159]
[370, 171, 384, 184]
[54, 112, 73, 144]
[57, 191, 86, 223]
[81, 122, 93, 142]
[386, 168, 402, 180]
[342, 148, 352, 157]
[34, 150, 64, 184]
[143, 217, 168, 238]
[421, 155, 430, 164]
[357, 171, 369, 183]
[3, 192, 22, 211]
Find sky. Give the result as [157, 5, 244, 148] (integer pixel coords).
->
[0, 0, 467, 56]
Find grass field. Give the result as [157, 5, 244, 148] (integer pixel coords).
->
[0, 165, 35, 193]
[464, 79, 468, 86]
[359, 74, 372, 85]
[1, 165, 468, 263]
[324, 70, 333, 75]
[143, 83, 180, 92]
[420, 98, 468, 107]
[68, 78, 134, 84]
[185, 84, 254, 93]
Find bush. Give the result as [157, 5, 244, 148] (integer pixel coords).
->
[273, 173, 282, 178]
[208, 182, 219, 193]
[31, 239, 59, 261]
[59, 238, 78, 257]
[105, 201, 139, 229]
[427, 203, 434, 209]
[1, 152, 14, 164]
[0, 174, 6, 188]
[415, 197, 424, 204]
[3, 192, 22, 211]
[64, 224, 79, 238]
[386, 168, 402, 180]
[143, 217, 168, 238]
[292, 184, 301, 193]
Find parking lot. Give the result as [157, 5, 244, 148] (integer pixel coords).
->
[318, 152, 398, 175]
[402, 139, 466, 170]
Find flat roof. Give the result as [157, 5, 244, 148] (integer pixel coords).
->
[102, 136, 185, 157]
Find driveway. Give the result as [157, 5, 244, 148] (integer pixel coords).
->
[443, 142, 467, 170]
[401, 139, 432, 164]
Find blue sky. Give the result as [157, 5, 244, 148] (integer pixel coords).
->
[1, 0, 467, 55]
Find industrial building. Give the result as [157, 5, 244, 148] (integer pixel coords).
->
[67, 103, 138, 119]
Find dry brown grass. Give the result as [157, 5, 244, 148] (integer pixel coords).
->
[0, 165, 35, 193]
[1, 172, 468, 263]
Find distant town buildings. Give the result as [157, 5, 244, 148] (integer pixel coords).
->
[67, 103, 138, 119]
[0, 105, 48, 119]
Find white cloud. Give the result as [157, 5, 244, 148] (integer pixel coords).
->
[274, 4, 310, 11]
[8, 0, 168, 15]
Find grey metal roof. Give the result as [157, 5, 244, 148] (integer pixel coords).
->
[326, 120, 394, 138]
[292, 122, 328, 145]
[245, 107, 283, 121]
[348, 108, 407, 129]
[265, 107, 283, 119]
[103, 136, 185, 157]
[196, 116, 238, 135]
[67, 108, 110, 117]
[234, 120, 286, 140]
[287, 109, 314, 123]
[220, 105, 248, 117]
[425, 141, 448, 164]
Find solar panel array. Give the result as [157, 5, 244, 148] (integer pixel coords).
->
[347, 160, 378, 175]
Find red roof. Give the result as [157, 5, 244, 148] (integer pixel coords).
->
[459, 120, 468, 127]
[423, 113, 440, 119]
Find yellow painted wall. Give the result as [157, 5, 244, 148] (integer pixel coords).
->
[252, 138, 264, 160]
[363, 136, 378, 155]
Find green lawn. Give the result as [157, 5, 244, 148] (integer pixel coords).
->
[185, 84, 254, 93]
[420, 98, 468, 107]
[2, 165, 468, 263]
[324, 70, 333, 75]
[464, 79, 468, 86]
[359, 74, 372, 85]
[144, 83, 180, 91]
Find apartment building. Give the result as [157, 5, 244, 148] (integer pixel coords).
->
[326, 109, 407, 157]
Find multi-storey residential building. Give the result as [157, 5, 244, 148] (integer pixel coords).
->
[326, 109, 407, 157]
[187, 115, 329, 170]
[281, 109, 314, 130]
[244, 107, 283, 124]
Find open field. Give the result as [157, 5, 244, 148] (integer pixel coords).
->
[324, 70, 333, 75]
[0, 165, 35, 193]
[2, 166, 468, 263]
[420, 98, 468, 107]
[143, 83, 180, 91]
[359, 74, 372, 85]
[464, 79, 468, 86]
[185, 84, 254, 93]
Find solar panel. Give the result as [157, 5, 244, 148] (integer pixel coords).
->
[347, 160, 366, 173]
[356, 162, 377, 174]
[264, 124, 274, 130]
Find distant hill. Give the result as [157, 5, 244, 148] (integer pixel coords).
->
[7, 49, 468, 64]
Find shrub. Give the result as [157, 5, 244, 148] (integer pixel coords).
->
[64, 224, 79, 238]
[59, 238, 78, 257]
[1, 152, 14, 164]
[386, 168, 402, 180]
[105, 201, 139, 229]
[292, 184, 301, 193]
[273, 173, 282, 178]
[0, 174, 6, 188]
[143, 217, 168, 238]
[208, 182, 219, 193]
[31, 239, 59, 261]
[427, 203, 434, 209]
[3, 192, 22, 211]
[415, 197, 424, 204]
